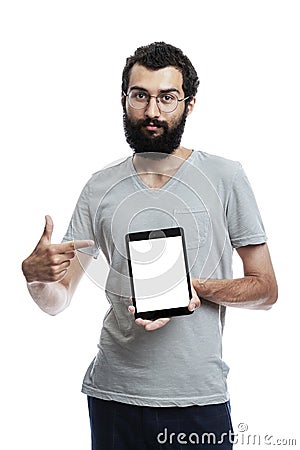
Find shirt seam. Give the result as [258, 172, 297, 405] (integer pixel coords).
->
[82, 385, 229, 404]
[231, 233, 267, 247]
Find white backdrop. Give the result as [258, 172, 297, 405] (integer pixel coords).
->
[1, 1, 299, 449]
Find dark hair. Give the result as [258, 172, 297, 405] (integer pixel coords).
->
[121, 42, 199, 100]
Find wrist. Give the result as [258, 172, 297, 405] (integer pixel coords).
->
[195, 278, 209, 299]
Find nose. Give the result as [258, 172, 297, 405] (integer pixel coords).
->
[145, 96, 160, 119]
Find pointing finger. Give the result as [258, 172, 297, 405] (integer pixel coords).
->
[73, 239, 95, 251]
[53, 240, 95, 254]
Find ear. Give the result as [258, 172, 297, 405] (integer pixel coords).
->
[186, 97, 196, 116]
[121, 94, 126, 108]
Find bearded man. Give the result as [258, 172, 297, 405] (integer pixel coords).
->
[22, 42, 277, 450]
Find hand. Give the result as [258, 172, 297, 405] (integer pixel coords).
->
[22, 215, 94, 283]
[128, 283, 201, 331]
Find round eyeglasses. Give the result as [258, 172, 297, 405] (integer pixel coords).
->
[123, 89, 191, 113]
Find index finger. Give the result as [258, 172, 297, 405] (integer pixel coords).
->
[54, 240, 94, 254]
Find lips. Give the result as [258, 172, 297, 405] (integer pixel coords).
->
[145, 124, 159, 131]
[142, 119, 166, 133]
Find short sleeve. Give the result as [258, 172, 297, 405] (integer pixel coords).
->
[226, 163, 267, 248]
[62, 180, 100, 258]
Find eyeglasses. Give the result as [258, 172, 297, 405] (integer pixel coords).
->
[123, 89, 190, 113]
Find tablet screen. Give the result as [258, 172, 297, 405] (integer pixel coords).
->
[126, 228, 191, 315]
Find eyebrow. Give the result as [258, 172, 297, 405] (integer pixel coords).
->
[129, 86, 181, 95]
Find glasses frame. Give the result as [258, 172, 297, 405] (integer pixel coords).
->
[123, 90, 191, 113]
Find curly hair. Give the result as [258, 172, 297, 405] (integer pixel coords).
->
[121, 42, 199, 100]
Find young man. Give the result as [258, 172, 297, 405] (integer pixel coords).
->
[22, 42, 278, 449]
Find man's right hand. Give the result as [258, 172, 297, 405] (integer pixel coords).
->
[22, 215, 94, 283]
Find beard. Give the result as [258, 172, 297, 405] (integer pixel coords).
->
[123, 109, 187, 159]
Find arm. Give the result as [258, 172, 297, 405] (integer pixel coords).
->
[193, 243, 278, 310]
[22, 215, 93, 315]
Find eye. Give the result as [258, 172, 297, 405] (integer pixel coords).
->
[132, 91, 148, 102]
[160, 93, 176, 104]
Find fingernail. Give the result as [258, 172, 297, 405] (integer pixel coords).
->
[190, 303, 196, 311]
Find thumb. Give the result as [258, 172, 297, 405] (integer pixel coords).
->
[40, 215, 54, 245]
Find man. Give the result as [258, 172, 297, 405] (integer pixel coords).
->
[22, 42, 278, 449]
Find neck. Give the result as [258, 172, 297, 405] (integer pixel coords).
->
[132, 147, 193, 174]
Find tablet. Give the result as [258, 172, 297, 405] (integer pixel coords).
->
[125, 227, 193, 320]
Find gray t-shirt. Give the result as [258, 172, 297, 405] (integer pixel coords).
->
[63, 150, 267, 407]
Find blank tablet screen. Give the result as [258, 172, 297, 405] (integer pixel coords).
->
[127, 232, 190, 313]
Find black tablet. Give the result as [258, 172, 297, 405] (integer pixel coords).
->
[125, 227, 193, 320]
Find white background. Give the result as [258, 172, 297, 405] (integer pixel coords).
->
[1, 1, 299, 448]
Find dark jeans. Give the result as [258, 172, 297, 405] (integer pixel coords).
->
[87, 396, 233, 449]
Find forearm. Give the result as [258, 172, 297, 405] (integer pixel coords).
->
[26, 281, 70, 316]
[194, 275, 278, 310]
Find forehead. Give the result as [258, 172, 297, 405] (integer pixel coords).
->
[128, 64, 184, 93]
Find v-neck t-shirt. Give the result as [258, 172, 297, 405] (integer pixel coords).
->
[63, 150, 267, 407]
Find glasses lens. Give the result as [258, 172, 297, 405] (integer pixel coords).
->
[128, 90, 149, 110]
[157, 93, 178, 112]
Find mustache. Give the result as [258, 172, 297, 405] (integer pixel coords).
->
[136, 118, 169, 130]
